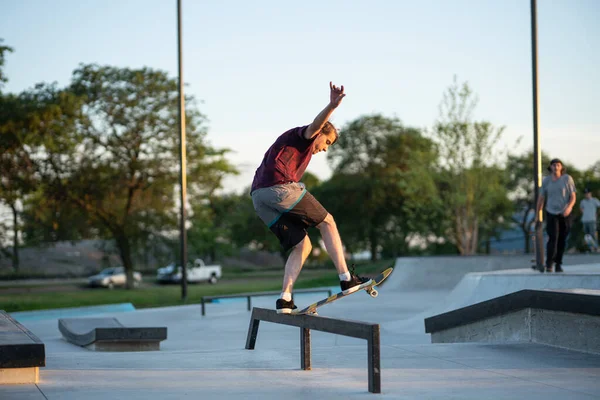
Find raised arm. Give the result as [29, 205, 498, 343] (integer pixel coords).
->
[304, 82, 346, 140]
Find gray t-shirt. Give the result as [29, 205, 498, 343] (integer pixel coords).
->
[580, 197, 600, 222]
[541, 174, 576, 215]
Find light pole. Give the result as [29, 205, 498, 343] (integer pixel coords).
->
[531, 0, 544, 271]
[177, 0, 188, 299]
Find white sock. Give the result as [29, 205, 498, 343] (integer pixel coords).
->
[280, 292, 292, 301]
[339, 272, 351, 282]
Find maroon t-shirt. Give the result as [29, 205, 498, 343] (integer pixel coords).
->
[251, 125, 315, 193]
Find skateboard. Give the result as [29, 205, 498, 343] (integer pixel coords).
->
[530, 222, 545, 272]
[291, 267, 394, 315]
[584, 234, 597, 251]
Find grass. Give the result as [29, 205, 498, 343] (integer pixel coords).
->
[0, 280, 283, 313]
[0, 259, 394, 313]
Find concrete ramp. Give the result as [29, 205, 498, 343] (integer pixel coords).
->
[58, 317, 167, 351]
[387, 254, 600, 292]
[382, 263, 600, 341]
[436, 265, 600, 315]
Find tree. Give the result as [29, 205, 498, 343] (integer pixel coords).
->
[0, 39, 13, 91]
[1, 81, 82, 271]
[322, 114, 439, 260]
[37, 64, 236, 288]
[188, 194, 239, 262]
[21, 186, 99, 245]
[432, 77, 513, 255]
[0, 94, 31, 271]
[186, 150, 239, 262]
[0, 40, 18, 268]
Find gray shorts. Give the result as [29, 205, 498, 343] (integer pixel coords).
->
[251, 183, 328, 251]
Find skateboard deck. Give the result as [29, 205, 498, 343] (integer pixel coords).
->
[531, 222, 545, 272]
[291, 267, 394, 315]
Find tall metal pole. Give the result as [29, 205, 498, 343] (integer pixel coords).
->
[531, 0, 544, 270]
[177, 0, 188, 299]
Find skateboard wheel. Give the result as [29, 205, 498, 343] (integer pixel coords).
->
[369, 289, 378, 298]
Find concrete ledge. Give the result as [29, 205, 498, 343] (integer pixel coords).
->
[58, 317, 167, 351]
[0, 367, 39, 385]
[0, 310, 45, 384]
[425, 289, 600, 354]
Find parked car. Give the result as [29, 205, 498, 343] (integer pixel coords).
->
[156, 258, 222, 284]
[88, 267, 142, 289]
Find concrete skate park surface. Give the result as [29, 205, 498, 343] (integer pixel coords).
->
[2, 254, 600, 399]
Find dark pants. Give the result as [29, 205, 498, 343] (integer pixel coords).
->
[545, 212, 572, 268]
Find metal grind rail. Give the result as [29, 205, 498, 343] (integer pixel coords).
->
[245, 307, 381, 393]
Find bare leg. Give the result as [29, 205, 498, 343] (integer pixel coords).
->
[281, 236, 312, 293]
[317, 213, 349, 274]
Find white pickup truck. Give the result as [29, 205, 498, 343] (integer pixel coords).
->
[156, 259, 222, 284]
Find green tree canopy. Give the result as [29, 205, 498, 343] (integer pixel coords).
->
[320, 114, 439, 260]
[432, 77, 513, 255]
[0, 39, 13, 91]
[32, 64, 237, 287]
[1, 81, 82, 270]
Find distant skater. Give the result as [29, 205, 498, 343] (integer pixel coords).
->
[535, 158, 577, 272]
[250, 82, 370, 313]
[580, 188, 600, 252]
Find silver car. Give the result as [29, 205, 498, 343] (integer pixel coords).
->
[88, 267, 142, 289]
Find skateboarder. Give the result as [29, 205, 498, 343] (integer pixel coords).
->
[250, 82, 369, 314]
[535, 158, 577, 272]
[580, 188, 600, 252]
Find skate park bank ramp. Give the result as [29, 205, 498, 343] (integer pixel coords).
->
[58, 317, 167, 351]
[385, 254, 600, 293]
[426, 264, 600, 315]
[425, 288, 600, 354]
[382, 256, 600, 341]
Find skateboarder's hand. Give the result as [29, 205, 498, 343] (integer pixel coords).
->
[564, 206, 573, 217]
[330, 81, 346, 107]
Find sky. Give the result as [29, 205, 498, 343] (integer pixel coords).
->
[1, 0, 599, 195]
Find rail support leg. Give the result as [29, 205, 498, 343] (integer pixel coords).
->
[245, 315, 260, 350]
[367, 325, 381, 393]
[301, 328, 311, 370]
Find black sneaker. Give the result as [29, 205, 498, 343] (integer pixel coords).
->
[555, 264, 563, 273]
[340, 265, 372, 293]
[276, 298, 297, 314]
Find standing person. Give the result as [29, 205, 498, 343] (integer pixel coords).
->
[535, 158, 577, 272]
[250, 82, 370, 314]
[580, 188, 600, 252]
